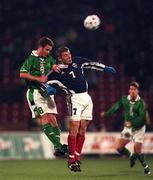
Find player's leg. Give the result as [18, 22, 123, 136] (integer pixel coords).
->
[42, 113, 62, 149]
[75, 120, 90, 163]
[67, 120, 80, 171]
[74, 93, 93, 171]
[27, 89, 66, 156]
[47, 96, 68, 156]
[130, 144, 137, 168]
[41, 113, 68, 157]
[67, 93, 89, 172]
[68, 120, 80, 162]
[133, 143, 150, 174]
[132, 126, 151, 174]
[115, 138, 130, 157]
[115, 126, 132, 157]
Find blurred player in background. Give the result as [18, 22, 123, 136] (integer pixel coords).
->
[40, 46, 116, 172]
[100, 81, 151, 175]
[20, 37, 68, 157]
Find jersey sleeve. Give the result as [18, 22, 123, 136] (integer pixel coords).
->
[74, 56, 106, 71]
[82, 61, 105, 71]
[104, 97, 123, 117]
[20, 56, 32, 73]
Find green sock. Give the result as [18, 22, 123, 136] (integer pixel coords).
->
[42, 123, 62, 149]
[137, 154, 147, 168]
[118, 147, 131, 157]
[131, 153, 137, 160]
[52, 126, 61, 143]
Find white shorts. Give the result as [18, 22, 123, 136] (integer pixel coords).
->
[67, 92, 93, 121]
[26, 89, 57, 118]
[121, 125, 146, 143]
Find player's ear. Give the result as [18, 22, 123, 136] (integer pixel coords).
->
[58, 57, 62, 62]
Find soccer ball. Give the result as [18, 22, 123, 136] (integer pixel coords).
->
[83, 15, 101, 30]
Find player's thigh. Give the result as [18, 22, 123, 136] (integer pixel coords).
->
[115, 138, 130, 150]
[27, 89, 57, 118]
[68, 98, 83, 120]
[68, 93, 93, 120]
[81, 95, 93, 120]
[133, 125, 146, 144]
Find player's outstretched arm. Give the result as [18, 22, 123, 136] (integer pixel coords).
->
[82, 61, 116, 74]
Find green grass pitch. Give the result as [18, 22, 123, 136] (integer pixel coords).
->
[0, 156, 152, 180]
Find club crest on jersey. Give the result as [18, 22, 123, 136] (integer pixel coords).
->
[72, 63, 77, 68]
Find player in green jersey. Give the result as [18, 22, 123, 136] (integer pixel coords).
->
[101, 82, 151, 175]
[20, 37, 68, 157]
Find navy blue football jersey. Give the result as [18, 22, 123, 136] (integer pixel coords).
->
[47, 57, 105, 94]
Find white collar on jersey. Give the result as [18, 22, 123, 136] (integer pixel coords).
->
[58, 64, 68, 69]
[31, 50, 38, 57]
[127, 95, 140, 104]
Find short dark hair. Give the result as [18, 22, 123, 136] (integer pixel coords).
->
[56, 46, 69, 57]
[38, 37, 54, 47]
[130, 81, 140, 89]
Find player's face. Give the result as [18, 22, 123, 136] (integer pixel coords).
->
[129, 86, 139, 100]
[40, 45, 53, 57]
[60, 50, 72, 64]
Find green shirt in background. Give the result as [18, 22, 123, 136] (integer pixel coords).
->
[104, 96, 147, 130]
[20, 50, 56, 89]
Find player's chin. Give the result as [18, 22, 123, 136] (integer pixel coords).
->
[67, 60, 72, 64]
[44, 53, 49, 57]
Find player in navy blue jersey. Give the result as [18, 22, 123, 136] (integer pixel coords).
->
[40, 46, 116, 172]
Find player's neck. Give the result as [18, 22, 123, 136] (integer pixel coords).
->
[36, 49, 42, 56]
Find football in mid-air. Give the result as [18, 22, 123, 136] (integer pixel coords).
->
[83, 15, 101, 30]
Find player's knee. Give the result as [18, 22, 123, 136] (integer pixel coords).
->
[41, 113, 49, 124]
[69, 121, 80, 136]
[135, 149, 141, 155]
[69, 129, 78, 136]
[79, 126, 87, 134]
[69, 126, 79, 136]
[49, 114, 57, 127]
[134, 144, 142, 154]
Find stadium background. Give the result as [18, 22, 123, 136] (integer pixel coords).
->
[0, 0, 153, 179]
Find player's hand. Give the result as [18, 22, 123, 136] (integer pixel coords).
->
[37, 75, 48, 83]
[100, 112, 105, 118]
[124, 121, 131, 128]
[104, 66, 116, 74]
[52, 64, 61, 73]
[39, 84, 56, 98]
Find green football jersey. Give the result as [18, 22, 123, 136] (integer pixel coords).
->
[104, 96, 147, 129]
[20, 50, 56, 89]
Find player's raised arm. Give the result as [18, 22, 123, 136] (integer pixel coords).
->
[100, 97, 123, 118]
[82, 61, 116, 74]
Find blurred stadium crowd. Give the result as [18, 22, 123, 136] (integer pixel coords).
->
[0, 0, 153, 131]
